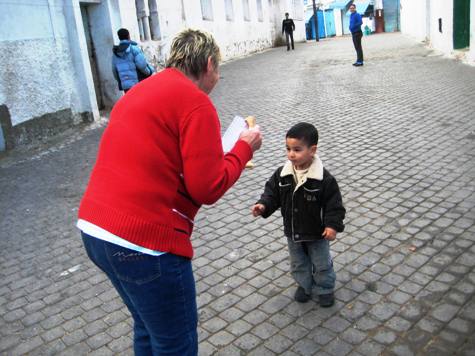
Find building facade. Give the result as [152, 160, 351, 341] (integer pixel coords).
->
[400, 0, 474, 64]
[0, 0, 305, 151]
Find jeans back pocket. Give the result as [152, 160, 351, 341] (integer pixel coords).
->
[105, 243, 162, 285]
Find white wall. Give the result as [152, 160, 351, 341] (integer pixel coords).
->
[468, 0, 475, 64]
[334, 8, 342, 36]
[401, 0, 475, 64]
[429, 0, 453, 54]
[0, 0, 96, 127]
[400, 0, 428, 42]
[0, 0, 307, 147]
[150, 0, 306, 62]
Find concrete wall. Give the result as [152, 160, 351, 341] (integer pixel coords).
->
[401, 0, 475, 66]
[468, 0, 475, 64]
[0, 0, 99, 147]
[428, 0, 454, 54]
[148, 0, 306, 63]
[0, 1, 88, 125]
[400, 0, 429, 42]
[334, 9, 343, 36]
[0, 0, 306, 149]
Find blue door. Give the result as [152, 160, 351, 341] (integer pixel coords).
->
[383, 0, 400, 32]
[307, 11, 326, 39]
[324, 9, 336, 37]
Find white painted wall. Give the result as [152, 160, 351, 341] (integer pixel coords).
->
[401, 0, 475, 64]
[400, 0, 428, 42]
[468, 0, 475, 64]
[334, 9, 343, 37]
[428, 0, 453, 54]
[0, 0, 306, 146]
[149, 0, 306, 62]
[0, 0, 96, 126]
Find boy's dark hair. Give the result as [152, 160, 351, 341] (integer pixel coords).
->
[286, 122, 318, 146]
[117, 28, 130, 41]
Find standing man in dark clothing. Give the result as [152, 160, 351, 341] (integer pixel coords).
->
[349, 4, 364, 66]
[282, 13, 296, 51]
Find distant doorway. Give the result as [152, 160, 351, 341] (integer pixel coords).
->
[453, 0, 470, 49]
[80, 3, 105, 110]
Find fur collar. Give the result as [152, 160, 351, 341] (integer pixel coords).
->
[280, 155, 324, 180]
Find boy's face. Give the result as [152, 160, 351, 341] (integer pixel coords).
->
[286, 138, 317, 170]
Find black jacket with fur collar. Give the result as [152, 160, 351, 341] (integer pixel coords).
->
[257, 157, 345, 242]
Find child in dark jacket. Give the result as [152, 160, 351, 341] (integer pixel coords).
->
[252, 122, 345, 306]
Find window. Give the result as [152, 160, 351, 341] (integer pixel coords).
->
[257, 0, 263, 22]
[243, 0, 251, 21]
[201, 0, 214, 21]
[225, 0, 234, 21]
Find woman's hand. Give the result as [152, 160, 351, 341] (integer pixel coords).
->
[239, 125, 262, 152]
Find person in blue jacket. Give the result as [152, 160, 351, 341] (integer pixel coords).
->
[112, 28, 155, 93]
[349, 4, 364, 66]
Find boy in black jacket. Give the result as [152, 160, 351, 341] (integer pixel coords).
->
[252, 123, 345, 306]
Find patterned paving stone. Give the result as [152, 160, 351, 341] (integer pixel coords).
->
[1, 33, 475, 354]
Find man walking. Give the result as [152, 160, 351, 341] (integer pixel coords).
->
[112, 28, 155, 93]
[282, 13, 296, 51]
[349, 4, 364, 66]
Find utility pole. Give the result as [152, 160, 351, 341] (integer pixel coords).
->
[312, 0, 319, 41]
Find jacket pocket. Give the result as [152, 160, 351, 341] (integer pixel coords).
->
[303, 187, 320, 203]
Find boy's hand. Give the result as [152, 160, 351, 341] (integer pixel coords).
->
[322, 227, 337, 241]
[252, 204, 266, 217]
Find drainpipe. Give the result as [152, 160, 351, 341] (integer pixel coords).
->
[136, 0, 151, 41]
[323, 7, 327, 38]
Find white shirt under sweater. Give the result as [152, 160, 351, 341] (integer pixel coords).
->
[78, 219, 166, 256]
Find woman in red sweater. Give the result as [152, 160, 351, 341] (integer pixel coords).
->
[78, 29, 262, 355]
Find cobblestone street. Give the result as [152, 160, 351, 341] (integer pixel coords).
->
[1, 32, 475, 355]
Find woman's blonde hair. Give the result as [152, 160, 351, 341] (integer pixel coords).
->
[166, 28, 221, 78]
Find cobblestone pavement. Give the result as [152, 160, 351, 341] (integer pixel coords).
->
[1, 33, 475, 355]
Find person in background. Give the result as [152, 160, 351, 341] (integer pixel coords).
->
[79, 28, 262, 355]
[112, 28, 155, 93]
[349, 4, 364, 66]
[282, 12, 296, 51]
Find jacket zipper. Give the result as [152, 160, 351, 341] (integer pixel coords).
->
[291, 186, 295, 241]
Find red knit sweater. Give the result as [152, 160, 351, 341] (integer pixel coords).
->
[78, 68, 252, 258]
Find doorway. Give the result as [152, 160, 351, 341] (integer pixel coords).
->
[453, 0, 470, 49]
[80, 3, 104, 110]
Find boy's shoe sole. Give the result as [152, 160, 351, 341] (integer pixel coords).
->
[294, 287, 311, 303]
[319, 293, 335, 307]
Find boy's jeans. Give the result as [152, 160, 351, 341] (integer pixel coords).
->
[287, 238, 336, 295]
[81, 232, 198, 356]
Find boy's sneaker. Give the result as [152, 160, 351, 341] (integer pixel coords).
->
[352, 62, 364, 66]
[319, 293, 335, 307]
[294, 287, 311, 303]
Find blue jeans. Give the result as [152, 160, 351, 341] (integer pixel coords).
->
[81, 232, 198, 355]
[287, 238, 335, 295]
